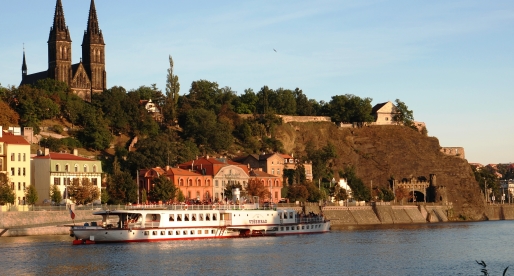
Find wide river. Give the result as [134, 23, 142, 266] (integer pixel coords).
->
[0, 221, 512, 275]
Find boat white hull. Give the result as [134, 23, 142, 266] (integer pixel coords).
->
[71, 221, 330, 244]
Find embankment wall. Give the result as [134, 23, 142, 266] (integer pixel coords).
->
[484, 205, 514, 220]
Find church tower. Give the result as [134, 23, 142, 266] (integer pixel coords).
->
[82, 0, 106, 93]
[47, 0, 72, 84]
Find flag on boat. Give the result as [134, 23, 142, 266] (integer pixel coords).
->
[69, 208, 76, 220]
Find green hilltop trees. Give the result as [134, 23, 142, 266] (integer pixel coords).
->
[0, 54, 421, 204]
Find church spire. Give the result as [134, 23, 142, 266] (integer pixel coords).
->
[22, 47, 27, 77]
[84, 0, 104, 44]
[48, 0, 71, 42]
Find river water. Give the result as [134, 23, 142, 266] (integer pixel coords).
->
[1, 221, 512, 276]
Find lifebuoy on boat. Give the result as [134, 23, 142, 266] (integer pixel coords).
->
[184, 205, 188, 210]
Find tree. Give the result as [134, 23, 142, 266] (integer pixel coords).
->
[25, 185, 39, 207]
[395, 186, 411, 204]
[246, 179, 268, 199]
[49, 185, 63, 205]
[329, 94, 374, 123]
[287, 184, 309, 202]
[106, 171, 138, 204]
[393, 99, 415, 128]
[141, 188, 148, 204]
[340, 167, 370, 201]
[164, 55, 180, 125]
[0, 174, 15, 205]
[149, 175, 177, 203]
[378, 187, 395, 202]
[307, 141, 337, 181]
[101, 189, 109, 204]
[69, 178, 100, 205]
[0, 99, 19, 127]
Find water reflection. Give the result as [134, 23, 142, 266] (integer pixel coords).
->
[1, 221, 512, 275]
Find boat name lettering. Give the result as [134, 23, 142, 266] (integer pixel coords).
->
[249, 219, 267, 224]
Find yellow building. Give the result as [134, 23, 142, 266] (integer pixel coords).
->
[0, 127, 31, 205]
[31, 149, 103, 204]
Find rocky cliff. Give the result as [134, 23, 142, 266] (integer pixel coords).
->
[275, 122, 485, 220]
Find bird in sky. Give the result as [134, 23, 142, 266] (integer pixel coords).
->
[273, 48, 277, 52]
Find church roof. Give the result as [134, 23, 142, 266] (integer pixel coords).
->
[20, 70, 48, 86]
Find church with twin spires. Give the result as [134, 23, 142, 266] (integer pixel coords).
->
[20, 0, 106, 101]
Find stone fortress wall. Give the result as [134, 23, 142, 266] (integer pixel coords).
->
[440, 147, 465, 159]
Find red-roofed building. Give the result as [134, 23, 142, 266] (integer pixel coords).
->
[0, 127, 31, 206]
[139, 166, 213, 203]
[31, 148, 103, 204]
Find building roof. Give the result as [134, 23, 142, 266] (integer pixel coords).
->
[249, 170, 277, 178]
[371, 102, 389, 114]
[32, 152, 96, 161]
[20, 70, 48, 86]
[0, 132, 30, 145]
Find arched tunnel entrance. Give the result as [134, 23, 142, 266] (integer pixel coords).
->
[408, 191, 425, 203]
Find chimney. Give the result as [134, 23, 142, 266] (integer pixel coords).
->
[73, 149, 78, 156]
[165, 165, 170, 171]
[44, 148, 50, 156]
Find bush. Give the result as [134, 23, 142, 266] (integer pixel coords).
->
[53, 124, 64, 134]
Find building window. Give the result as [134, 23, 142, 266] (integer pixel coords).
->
[11, 182, 14, 190]
[93, 165, 97, 173]
[11, 153, 15, 161]
[23, 182, 26, 191]
[277, 169, 280, 175]
[197, 179, 201, 186]
[23, 153, 26, 162]
[56, 164, 59, 171]
[65, 165, 69, 172]
[11, 167, 15, 176]
[188, 179, 192, 186]
[215, 180, 218, 187]
[92, 178, 97, 186]
[18, 167, 21, 176]
[23, 168, 26, 176]
[179, 179, 184, 186]
[18, 153, 21, 161]
[0, 158, 2, 171]
[74, 164, 78, 172]
[18, 182, 21, 191]
[206, 180, 210, 186]
[272, 169, 275, 175]
[84, 165, 88, 172]
[54, 177, 61, 185]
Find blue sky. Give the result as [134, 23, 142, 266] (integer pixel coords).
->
[1, 0, 513, 165]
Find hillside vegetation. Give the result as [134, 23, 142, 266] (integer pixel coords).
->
[275, 122, 485, 220]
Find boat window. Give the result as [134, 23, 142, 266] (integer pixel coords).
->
[152, 231, 157, 235]
[213, 214, 217, 221]
[161, 231, 165, 235]
[144, 231, 149, 235]
[297, 226, 299, 230]
[204, 230, 208, 234]
[185, 214, 189, 221]
[289, 212, 293, 219]
[168, 231, 173, 235]
[280, 227, 284, 231]
[206, 214, 210, 221]
[176, 230, 180, 235]
[199, 214, 204, 221]
[198, 230, 201, 234]
[190, 230, 194, 235]
[302, 226, 304, 230]
[177, 214, 182, 221]
[286, 227, 289, 230]
[169, 214, 174, 221]
[307, 225, 309, 229]
[192, 214, 196, 221]
[211, 229, 215, 234]
[183, 230, 187, 235]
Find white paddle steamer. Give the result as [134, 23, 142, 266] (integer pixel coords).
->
[70, 203, 330, 244]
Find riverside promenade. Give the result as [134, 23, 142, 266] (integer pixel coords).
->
[1, 203, 514, 237]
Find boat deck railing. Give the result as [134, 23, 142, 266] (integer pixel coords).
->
[297, 216, 325, 224]
[124, 203, 277, 211]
